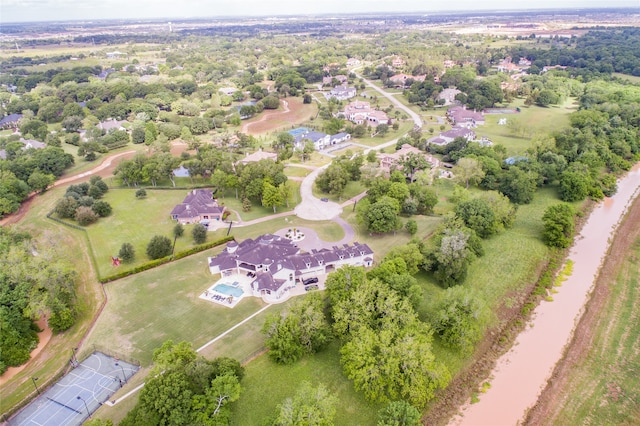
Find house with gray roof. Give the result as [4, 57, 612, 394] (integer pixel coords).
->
[327, 85, 357, 101]
[208, 234, 374, 300]
[0, 114, 22, 130]
[170, 189, 226, 224]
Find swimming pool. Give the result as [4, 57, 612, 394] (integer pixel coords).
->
[213, 283, 244, 298]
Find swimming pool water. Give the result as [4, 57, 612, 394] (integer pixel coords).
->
[213, 283, 244, 298]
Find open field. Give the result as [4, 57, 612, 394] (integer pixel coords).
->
[241, 97, 318, 135]
[613, 72, 640, 84]
[526, 194, 640, 425]
[478, 98, 577, 155]
[233, 342, 383, 425]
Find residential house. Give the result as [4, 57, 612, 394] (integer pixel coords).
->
[391, 57, 405, 69]
[292, 130, 331, 150]
[208, 234, 374, 299]
[0, 113, 22, 130]
[329, 132, 351, 145]
[447, 106, 485, 127]
[219, 87, 238, 96]
[20, 138, 46, 150]
[322, 75, 348, 86]
[438, 88, 462, 105]
[98, 119, 127, 132]
[327, 85, 357, 101]
[443, 59, 457, 69]
[388, 74, 426, 87]
[346, 58, 361, 67]
[170, 189, 226, 225]
[341, 101, 389, 127]
[378, 143, 440, 172]
[239, 150, 278, 164]
[430, 126, 476, 145]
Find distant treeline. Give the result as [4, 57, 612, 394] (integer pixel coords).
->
[510, 27, 640, 78]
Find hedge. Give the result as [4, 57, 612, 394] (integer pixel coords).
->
[99, 235, 234, 283]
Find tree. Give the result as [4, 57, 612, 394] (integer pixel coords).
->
[274, 382, 337, 426]
[542, 203, 575, 248]
[146, 235, 173, 259]
[432, 286, 487, 353]
[191, 374, 241, 424]
[28, 170, 55, 193]
[173, 223, 185, 239]
[376, 123, 389, 136]
[499, 167, 538, 204]
[377, 401, 422, 426]
[455, 198, 497, 238]
[430, 227, 480, 287]
[75, 206, 99, 226]
[262, 294, 332, 364]
[454, 157, 485, 189]
[192, 224, 208, 244]
[135, 188, 147, 199]
[316, 164, 349, 197]
[92, 200, 112, 217]
[119, 243, 135, 263]
[262, 181, 283, 213]
[358, 196, 402, 234]
[399, 152, 430, 182]
[301, 140, 315, 162]
[559, 169, 589, 202]
[55, 196, 78, 218]
[405, 219, 417, 235]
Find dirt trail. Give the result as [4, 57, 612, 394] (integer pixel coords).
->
[241, 99, 290, 134]
[0, 150, 136, 227]
[524, 192, 640, 424]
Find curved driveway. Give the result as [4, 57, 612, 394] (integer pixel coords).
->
[294, 164, 344, 220]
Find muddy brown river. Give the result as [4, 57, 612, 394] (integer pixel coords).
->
[449, 164, 640, 426]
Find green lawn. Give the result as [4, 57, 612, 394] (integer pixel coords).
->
[353, 121, 414, 147]
[232, 341, 383, 425]
[612, 72, 640, 84]
[477, 98, 577, 155]
[83, 250, 268, 366]
[283, 166, 312, 178]
[313, 180, 367, 204]
[547, 237, 640, 425]
[85, 189, 201, 277]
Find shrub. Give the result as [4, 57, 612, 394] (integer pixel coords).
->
[146, 235, 173, 259]
[75, 206, 99, 226]
[55, 196, 78, 218]
[119, 243, 135, 263]
[92, 200, 113, 217]
[192, 223, 207, 244]
[135, 188, 147, 199]
[88, 184, 105, 199]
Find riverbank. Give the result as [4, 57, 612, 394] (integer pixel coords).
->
[524, 181, 640, 424]
[448, 164, 640, 425]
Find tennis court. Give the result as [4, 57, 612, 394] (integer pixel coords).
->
[9, 352, 139, 426]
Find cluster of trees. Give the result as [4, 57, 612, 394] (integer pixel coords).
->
[54, 176, 112, 226]
[315, 153, 363, 199]
[356, 173, 438, 234]
[142, 222, 208, 261]
[0, 228, 78, 374]
[114, 153, 181, 187]
[121, 341, 244, 426]
[0, 139, 74, 217]
[262, 256, 456, 413]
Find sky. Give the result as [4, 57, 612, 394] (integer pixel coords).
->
[1, 0, 639, 23]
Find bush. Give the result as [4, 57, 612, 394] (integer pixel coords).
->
[146, 235, 173, 260]
[55, 196, 78, 218]
[119, 243, 135, 263]
[75, 206, 99, 226]
[92, 200, 113, 217]
[135, 188, 147, 199]
[192, 223, 207, 244]
[88, 184, 105, 199]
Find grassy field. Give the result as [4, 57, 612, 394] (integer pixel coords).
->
[477, 98, 577, 155]
[544, 237, 640, 425]
[312, 180, 367, 204]
[612, 72, 640, 84]
[83, 250, 268, 365]
[232, 341, 383, 425]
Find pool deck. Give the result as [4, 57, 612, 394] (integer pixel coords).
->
[200, 273, 326, 308]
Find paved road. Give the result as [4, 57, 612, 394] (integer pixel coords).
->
[354, 71, 423, 128]
[294, 165, 344, 220]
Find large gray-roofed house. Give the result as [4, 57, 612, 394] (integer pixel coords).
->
[208, 234, 374, 300]
[170, 189, 226, 224]
[0, 113, 22, 129]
